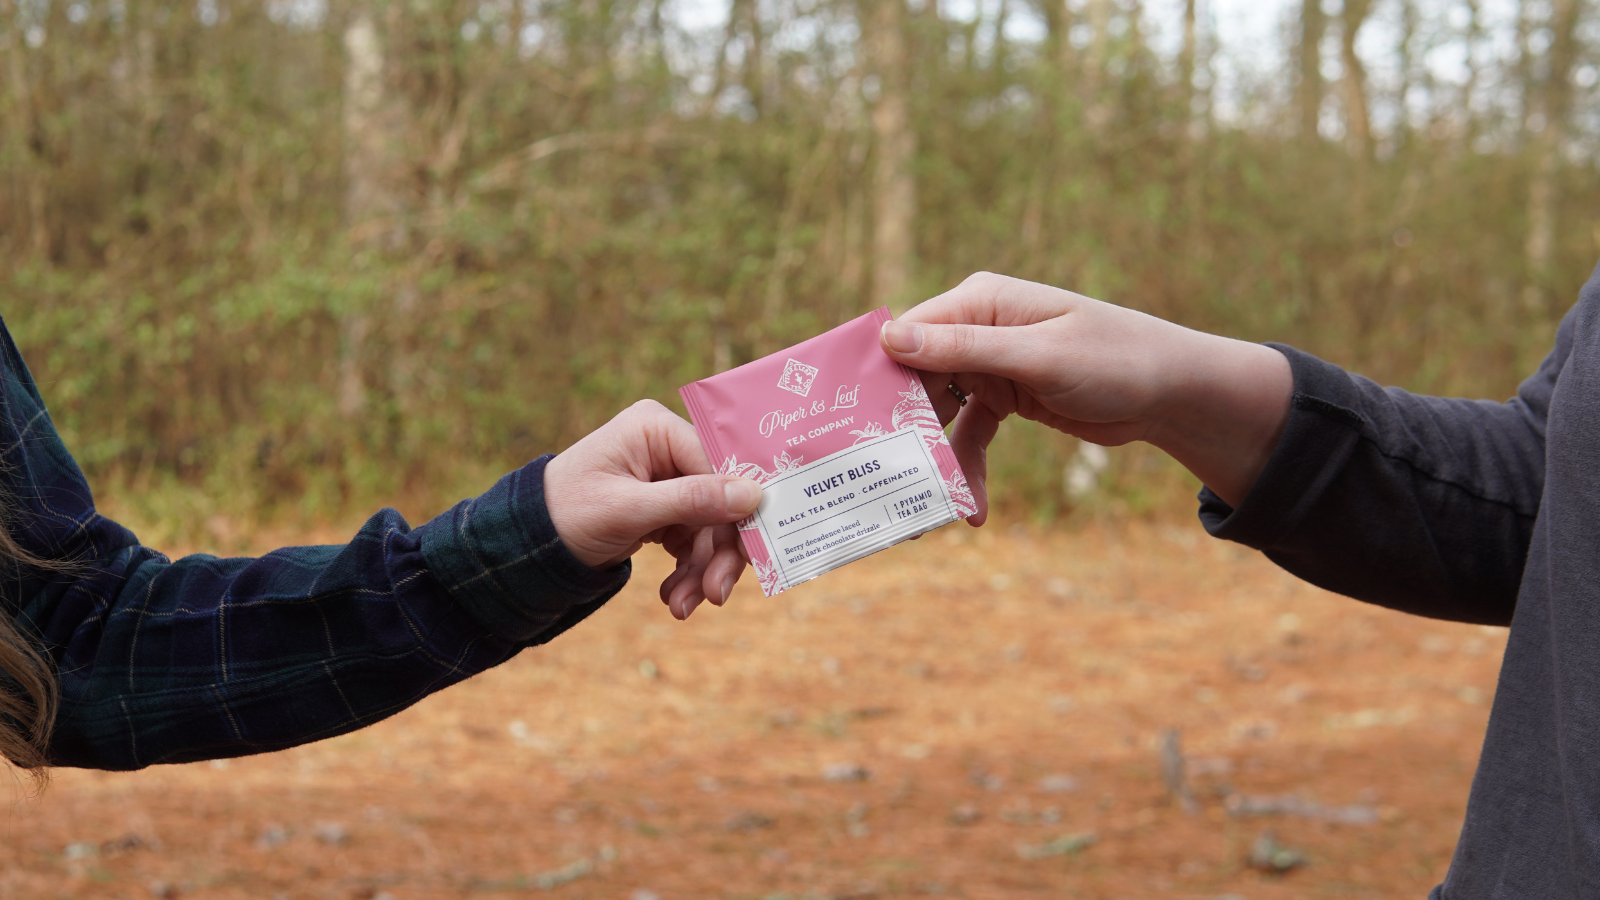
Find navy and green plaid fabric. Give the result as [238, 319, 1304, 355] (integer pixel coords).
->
[0, 317, 629, 770]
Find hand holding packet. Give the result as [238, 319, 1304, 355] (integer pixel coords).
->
[680, 308, 976, 596]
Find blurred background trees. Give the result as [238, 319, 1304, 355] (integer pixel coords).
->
[3, 0, 1599, 533]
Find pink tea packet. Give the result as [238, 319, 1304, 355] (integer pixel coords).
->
[680, 307, 976, 596]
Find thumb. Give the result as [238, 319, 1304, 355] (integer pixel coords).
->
[880, 319, 1037, 380]
[628, 474, 762, 534]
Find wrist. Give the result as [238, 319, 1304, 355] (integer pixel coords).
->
[417, 454, 631, 642]
[542, 453, 609, 569]
[1144, 332, 1293, 507]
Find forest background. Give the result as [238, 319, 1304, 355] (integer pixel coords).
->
[3, 0, 1599, 544]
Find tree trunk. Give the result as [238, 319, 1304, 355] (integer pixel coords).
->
[3, 0, 50, 260]
[1459, 0, 1482, 145]
[1082, 0, 1112, 126]
[339, 8, 405, 418]
[343, 10, 406, 234]
[1515, 0, 1535, 145]
[993, 0, 1011, 70]
[510, 0, 526, 56]
[1086, 0, 1112, 77]
[1524, 0, 1583, 312]
[1393, 0, 1418, 149]
[840, 152, 869, 315]
[869, 0, 915, 309]
[741, 0, 765, 115]
[1177, 0, 1206, 250]
[1041, 0, 1073, 85]
[1339, 0, 1372, 158]
[1023, 0, 1072, 261]
[1043, 0, 1075, 124]
[1179, 0, 1197, 128]
[765, 129, 836, 326]
[1295, 0, 1324, 141]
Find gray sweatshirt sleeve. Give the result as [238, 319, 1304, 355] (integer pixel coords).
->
[1198, 318, 1574, 626]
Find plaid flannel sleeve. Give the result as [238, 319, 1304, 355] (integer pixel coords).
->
[0, 318, 629, 770]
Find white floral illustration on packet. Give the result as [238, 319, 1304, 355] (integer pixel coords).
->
[718, 451, 806, 486]
[719, 455, 773, 484]
[892, 379, 949, 450]
[944, 467, 977, 517]
[849, 422, 888, 444]
[770, 450, 805, 475]
[752, 558, 782, 595]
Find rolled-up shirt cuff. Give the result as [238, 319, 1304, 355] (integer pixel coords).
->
[417, 454, 630, 643]
[1199, 343, 1369, 549]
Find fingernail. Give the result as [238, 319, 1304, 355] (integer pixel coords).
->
[882, 320, 923, 353]
[724, 479, 761, 514]
[683, 596, 703, 618]
[718, 575, 735, 606]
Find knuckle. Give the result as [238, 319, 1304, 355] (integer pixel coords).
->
[947, 322, 979, 360]
[681, 477, 722, 516]
[964, 271, 1003, 292]
[629, 398, 668, 417]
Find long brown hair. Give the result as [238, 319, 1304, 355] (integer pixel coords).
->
[0, 507, 60, 785]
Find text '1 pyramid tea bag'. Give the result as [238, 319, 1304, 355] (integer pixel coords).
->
[680, 308, 976, 596]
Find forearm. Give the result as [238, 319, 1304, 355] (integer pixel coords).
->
[39, 513, 509, 768]
[35, 458, 628, 769]
[1136, 324, 1554, 623]
[1196, 343, 1552, 624]
[883, 271, 1546, 623]
[881, 275, 1296, 512]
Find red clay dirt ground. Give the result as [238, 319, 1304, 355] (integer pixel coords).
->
[0, 519, 1506, 900]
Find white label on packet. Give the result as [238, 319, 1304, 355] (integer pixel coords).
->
[747, 427, 960, 592]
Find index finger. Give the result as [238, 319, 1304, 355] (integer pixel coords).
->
[900, 272, 1079, 328]
[633, 400, 718, 480]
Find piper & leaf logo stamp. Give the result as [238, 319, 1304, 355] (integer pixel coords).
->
[777, 358, 819, 397]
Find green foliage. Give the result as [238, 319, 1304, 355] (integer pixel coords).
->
[0, 0, 1594, 536]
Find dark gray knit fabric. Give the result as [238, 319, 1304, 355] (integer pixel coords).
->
[1199, 261, 1600, 898]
